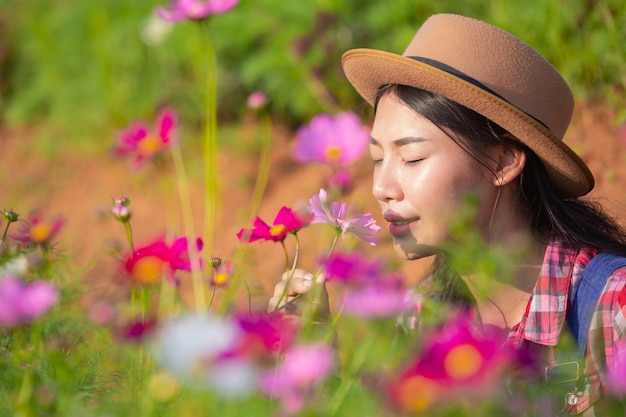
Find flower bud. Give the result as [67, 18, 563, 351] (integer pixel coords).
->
[2, 209, 19, 223]
[209, 256, 222, 268]
[111, 204, 132, 222]
[114, 196, 131, 207]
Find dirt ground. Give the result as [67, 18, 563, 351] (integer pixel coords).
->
[1, 100, 626, 310]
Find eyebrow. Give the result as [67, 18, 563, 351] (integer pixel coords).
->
[369, 136, 428, 147]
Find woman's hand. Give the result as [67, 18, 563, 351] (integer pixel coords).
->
[268, 269, 329, 323]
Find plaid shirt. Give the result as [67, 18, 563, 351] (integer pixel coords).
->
[507, 238, 626, 415]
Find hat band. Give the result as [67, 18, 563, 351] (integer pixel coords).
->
[408, 56, 550, 132]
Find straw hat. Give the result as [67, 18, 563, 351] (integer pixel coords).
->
[342, 14, 594, 197]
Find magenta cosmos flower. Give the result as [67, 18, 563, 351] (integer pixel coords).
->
[13, 213, 63, 247]
[124, 236, 203, 286]
[112, 108, 177, 171]
[0, 276, 59, 327]
[322, 251, 412, 318]
[390, 316, 512, 412]
[309, 189, 381, 245]
[606, 346, 626, 396]
[156, 0, 239, 23]
[340, 276, 413, 319]
[293, 112, 370, 166]
[260, 344, 335, 414]
[237, 207, 309, 243]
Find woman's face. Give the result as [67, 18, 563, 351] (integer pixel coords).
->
[369, 93, 498, 260]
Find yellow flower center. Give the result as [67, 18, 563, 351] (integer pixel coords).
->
[137, 135, 163, 157]
[269, 224, 286, 237]
[325, 145, 341, 161]
[444, 344, 483, 380]
[396, 375, 438, 412]
[131, 256, 164, 284]
[30, 223, 51, 243]
[214, 271, 229, 286]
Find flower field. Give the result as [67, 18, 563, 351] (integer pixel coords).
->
[2, 1, 626, 416]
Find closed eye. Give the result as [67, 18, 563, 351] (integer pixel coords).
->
[403, 159, 423, 166]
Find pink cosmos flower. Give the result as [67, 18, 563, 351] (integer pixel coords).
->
[606, 346, 626, 396]
[247, 91, 268, 110]
[236, 312, 296, 356]
[340, 276, 413, 319]
[260, 344, 335, 414]
[112, 108, 177, 171]
[309, 189, 381, 245]
[237, 207, 310, 243]
[0, 276, 58, 327]
[156, 0, 239, 23]
[389, 316, 512, 412]
[322, 251, 384, 285]
[13, 213, 63, 247]
[124, 236, 203, 286]
[293, 112, 370, 166]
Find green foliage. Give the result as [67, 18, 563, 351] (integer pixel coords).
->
[1, 0, 625, 148]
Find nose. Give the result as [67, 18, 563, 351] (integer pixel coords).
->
[372, 161, 403, 203]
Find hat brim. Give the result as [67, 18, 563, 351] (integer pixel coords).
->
[342, 48, 594, 197]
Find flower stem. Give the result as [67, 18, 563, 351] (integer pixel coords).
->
[124, 221, 135, 254]
[0, 222, 10, 246]
[273, 234, 300, 312]
[199, 21, 219, 260]
[170, 143, 206, 312]
[246, 113, 273, 221]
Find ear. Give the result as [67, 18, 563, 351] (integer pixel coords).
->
[492, 144, 526, 187]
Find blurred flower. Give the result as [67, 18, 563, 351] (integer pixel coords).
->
[156, 0, 239, 23]
[112, 108, 177, 171]
[606, 346, 626, 396]
[154, 313, 257, 398]
[0, 276, 58, 327]
[322, 251, 384, 285]
[148, 371, 181, 403]
[122, 316, 158, 342]
[0, 255, 29, 276]
[389, 316, 512, 412]
[210, 260, 233, 288]
[620, 123, 626, 149]
[13, 213, 63, 247]
[237, 207, 309, 243]
[236, 312, 296, 356]
[309, 189, 381, 245]
[88, 300, 116, 325]
[327, 169, 352, 193]
[341, 277, 413, 319]
[260, 344, 335, 414]
[124, 236, 203, 286]
[246, 91, 269, 111]
[293, 112, 369, 166]
[141, 14, 174, 46]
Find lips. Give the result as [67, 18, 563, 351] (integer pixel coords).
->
[384, 212, 419, 237]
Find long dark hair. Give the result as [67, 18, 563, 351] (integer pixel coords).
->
[375, 84, 626, 302]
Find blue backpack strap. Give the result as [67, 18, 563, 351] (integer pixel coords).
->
[567, 253, 626, 359]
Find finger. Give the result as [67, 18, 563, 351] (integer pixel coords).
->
[281, 269, 314, 282]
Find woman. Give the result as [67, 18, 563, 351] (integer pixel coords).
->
[272, 14, 626, 415]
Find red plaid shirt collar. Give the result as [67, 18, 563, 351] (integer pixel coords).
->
[508, 237, 597, 347]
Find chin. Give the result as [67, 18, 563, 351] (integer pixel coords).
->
[393, 242, 436, 260]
